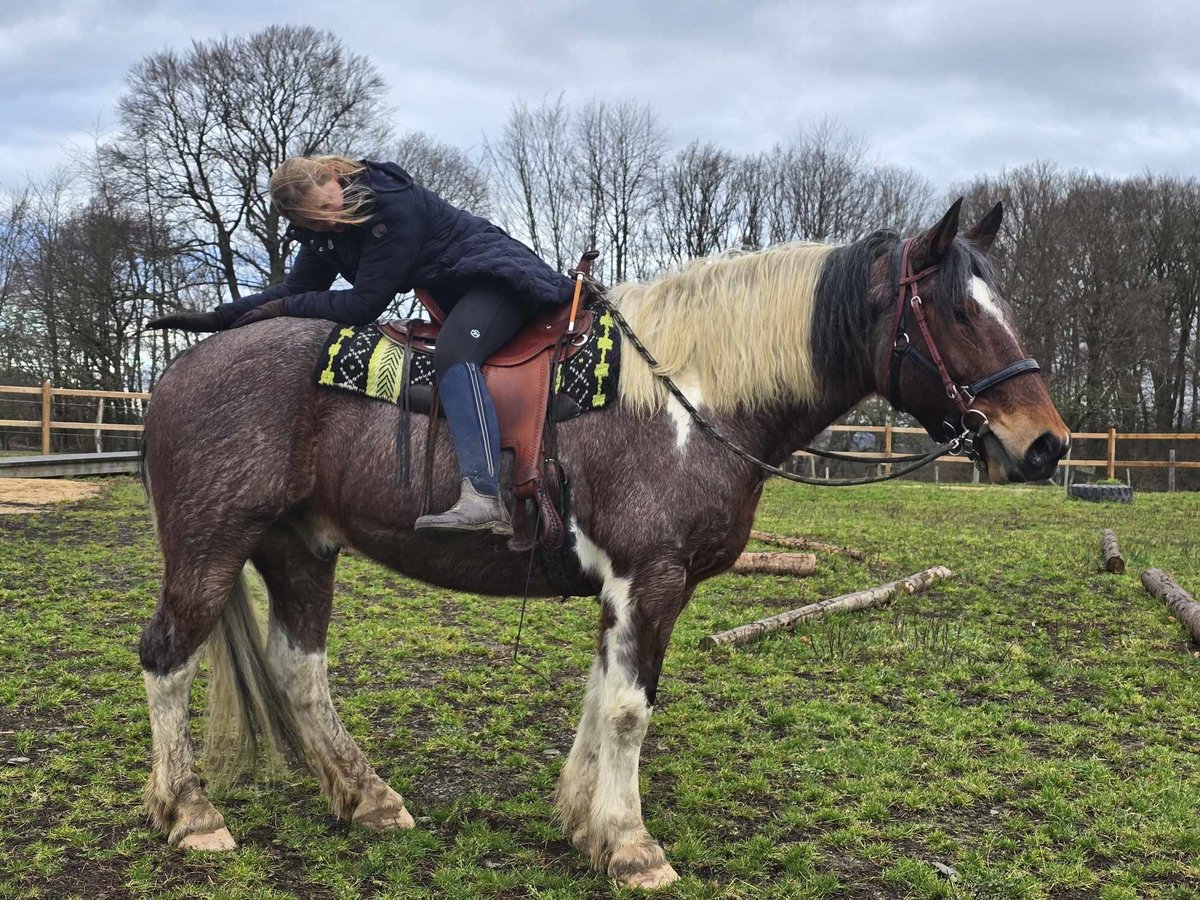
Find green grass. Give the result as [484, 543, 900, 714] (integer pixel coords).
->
[1, 478, 1198, 898]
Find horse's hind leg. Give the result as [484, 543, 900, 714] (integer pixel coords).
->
[251, 523, 415, 831]
[556, 554, 689, 889]
[140, 563, 245, 850]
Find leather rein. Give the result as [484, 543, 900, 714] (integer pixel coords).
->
[603, 237, 1041, 487]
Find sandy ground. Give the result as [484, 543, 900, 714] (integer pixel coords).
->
[0, 478, 101, 513]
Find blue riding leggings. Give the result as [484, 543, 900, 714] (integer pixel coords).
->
[433, 285, 538, 497]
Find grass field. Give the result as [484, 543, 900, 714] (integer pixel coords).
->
[1, 478, 1198, 899]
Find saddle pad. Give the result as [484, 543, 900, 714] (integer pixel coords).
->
[314, 309, 621, 417]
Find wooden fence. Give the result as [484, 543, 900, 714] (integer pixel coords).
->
[0, 382, 150, 455]
[797, 423, 1200, 485]
[1, 383, 1198, 485]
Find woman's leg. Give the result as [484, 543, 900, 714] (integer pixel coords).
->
[416, 284, 536, 535]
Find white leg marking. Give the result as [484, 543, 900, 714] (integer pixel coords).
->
[144, 656, 233, 847]
[557, 658, 605, 847]
[566, 525, 674, 884]
[265, 621, 413, 827]
[589, 573, 656, 864]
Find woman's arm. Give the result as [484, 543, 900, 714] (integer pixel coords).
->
[216, 243, 339, 326]
[278, 213, 427, 325]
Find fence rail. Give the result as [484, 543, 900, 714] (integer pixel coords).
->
[0, 382, 150, 455]
[797, 424, 1200, 479]
[1, 384, 1198, 481]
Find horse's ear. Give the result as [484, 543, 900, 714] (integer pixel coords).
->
[912, 198, 963, 265]
[965, 202, 1003, 254]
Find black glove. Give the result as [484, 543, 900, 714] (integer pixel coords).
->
[145, 310, 226, 332]
[231, 297, 290, 329]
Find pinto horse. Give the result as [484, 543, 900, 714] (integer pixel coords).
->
[138, 200, 1068, 888]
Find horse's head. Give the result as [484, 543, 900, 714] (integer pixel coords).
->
[873, 199, 1069, 483]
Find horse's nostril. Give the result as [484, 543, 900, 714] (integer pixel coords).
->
[1025, 431, 1066, 470]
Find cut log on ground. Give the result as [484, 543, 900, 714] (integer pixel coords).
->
[701, 565, 952, 650]
[1101, 529, 1125, 574]
[750, 529, 868, 560]
[1141, 568, 1200, 643]
[732, 552, 816, 576]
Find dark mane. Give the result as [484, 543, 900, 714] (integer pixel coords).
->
[812, 229, 899, 386]
[813, 231, 1007, 387]
[936, 236, 1006, 326]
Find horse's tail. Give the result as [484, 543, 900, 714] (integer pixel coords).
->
[201, 569, 307, 791]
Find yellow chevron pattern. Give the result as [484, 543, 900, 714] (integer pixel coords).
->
[365, 339, 406, 403]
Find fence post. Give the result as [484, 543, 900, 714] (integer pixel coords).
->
[95, 397, 106, 454]
[1106, 427, 1117, 481]
[884, 419, 893, 476]
[1169, 448, 1176, 493]
[40, 379, 52, 455]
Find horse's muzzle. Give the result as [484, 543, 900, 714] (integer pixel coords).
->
[980, 429, 1069, 483]
[1022, 430, 1069, 480]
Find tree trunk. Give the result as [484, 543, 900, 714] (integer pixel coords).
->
[731, 552, 816, 576]
[1141, 568, 1200, 643]
[749, 530, 867, 560]
[1101, 529, 1125, 574]
[701, 566, 951, 650]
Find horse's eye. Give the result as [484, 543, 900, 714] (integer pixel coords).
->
[952, 306, 971, 325]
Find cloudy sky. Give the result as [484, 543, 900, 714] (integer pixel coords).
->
[2, 0, 1198, 194]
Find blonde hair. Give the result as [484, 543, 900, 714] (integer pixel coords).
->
[269, 155, 374, 227]
[611, 243, 836, 413]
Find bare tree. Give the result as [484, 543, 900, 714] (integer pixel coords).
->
[486, 96, 578, 272]
[765, 120, 874, 243]
[106, 25, 390, 303]
[389, 132, 489, 212]
[653, 141, 740, 266]
[575, 99, 667, 281]
[732, 153, 771, 251]
[869, 164, 934, 235]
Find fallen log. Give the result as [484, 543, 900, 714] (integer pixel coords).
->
[732, 552, 816, 576]
[1141, 568, 1200, 643]
[701, 565, 952, 650]
[749, 530, 868, 561]
[1100, 529, 1125, 574]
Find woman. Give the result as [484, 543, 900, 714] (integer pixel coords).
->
[149, 155, 575, 537]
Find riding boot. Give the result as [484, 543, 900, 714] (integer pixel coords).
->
[415, 362, 513, 537]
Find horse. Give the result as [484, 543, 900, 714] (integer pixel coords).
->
[137, 199, 1069, 889]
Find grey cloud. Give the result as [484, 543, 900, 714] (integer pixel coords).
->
[1, 0, 1198, 190]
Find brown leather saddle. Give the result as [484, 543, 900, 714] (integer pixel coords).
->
[379, 252, 600, 551]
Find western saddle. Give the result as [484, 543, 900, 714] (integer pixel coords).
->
[378, 251, 600, 551]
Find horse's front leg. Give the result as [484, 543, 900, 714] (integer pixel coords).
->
[556, 555, 688, 889]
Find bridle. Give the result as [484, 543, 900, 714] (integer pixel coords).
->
[597, 235, 1044, 487]
[880, 238, 1041, 463]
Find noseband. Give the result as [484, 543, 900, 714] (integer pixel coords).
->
[881, 238, 1041, 460]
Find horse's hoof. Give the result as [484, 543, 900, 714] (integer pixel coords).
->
[353, 801, 415, 831]
[178, 827, 237, 851]
[619, 863, 679, 890]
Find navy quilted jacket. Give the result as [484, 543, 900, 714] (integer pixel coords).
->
[235, 161, 574, 325]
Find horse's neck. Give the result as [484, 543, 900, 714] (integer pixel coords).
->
[739, 381, 876, 468]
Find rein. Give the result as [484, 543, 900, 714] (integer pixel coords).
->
[600, 299, 958, 487]
[599, 237, 1041, 487]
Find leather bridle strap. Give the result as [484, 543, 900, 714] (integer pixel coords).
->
[882, 238, 1040, 417]
[962, 358, 1042, 403]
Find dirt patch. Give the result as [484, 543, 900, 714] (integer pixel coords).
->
[0, 478, 101, 513]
